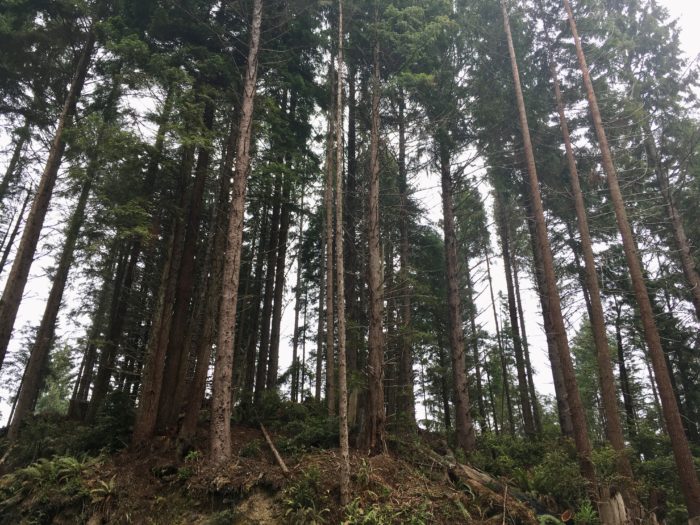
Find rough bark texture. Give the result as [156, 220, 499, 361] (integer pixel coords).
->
[362, 35, 386, 455]
[324, 57, 336, 416]
[501, 1, 596, 487]
[547, 54, 635, 487]
[0, 29, 95, 370]
[439, 141, 476, 453]
[209, 0, 262, 464]
[563, 0, 700, 514]
[465, 260, 487, 432]
[334, 1, 350, 506]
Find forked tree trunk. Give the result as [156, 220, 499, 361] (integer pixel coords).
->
[0, 29, 96, 370]
[501, 1, 596, 488]
[362, 33, 386, 455]
[562, 0, 700, 516]
[209, 0, 263, 464]
[439, 141, 476, 453]
[334, 0, 351, 506]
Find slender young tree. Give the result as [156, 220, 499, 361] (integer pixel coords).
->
[562, 0, 700, 516]
[209, 0, 263, 464]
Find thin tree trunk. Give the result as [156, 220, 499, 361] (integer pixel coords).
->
[334, 0, 350, 505]
[501, 1, 596, 487]
[397, 90, 415, 427]
[0, 186, 32, 275]
[209, 0, 263, 464]
[0, 122, 29, 204]
[614, 303, 637, 437]
[495, 190, 535, 436]
[563, 0, 700, 514]
[439, 141, 476, 453]
[0, 29, 96, 369]
[315, 235, 325, 402]
[291, 192, 305, 403]
[267, 174, 293, 390]
[465, 259, 487, 432]
[324, 58, 336, 416]
[512, 254, 540, 433]
[8, 174, 93, 440]
[363, 33, 386, 455]
[255, 177, 282, 403]
[485, 251, 514, 434]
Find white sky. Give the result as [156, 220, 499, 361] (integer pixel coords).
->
[1, 0, 698, 424]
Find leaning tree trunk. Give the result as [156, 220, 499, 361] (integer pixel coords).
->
[546, 49, 637, 495]
[562, 0, 700, 517]
[209, 0, 263, 465]
[0, 122, 29, 205]
[501, 0, 596, 488]
[0, 186, 32, 276]
[0, 29, 96, 370]
[439, 140, 476, 453]
[362, 33, 386, 456]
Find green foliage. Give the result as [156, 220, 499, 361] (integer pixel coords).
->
[532, 449, 587, 507]
[343, 498, 434, 525]
[239, 439, 263, 459]
[0, 455, 94, 523]
[283, 467, 330, 525]
[574, 501, 600, 525]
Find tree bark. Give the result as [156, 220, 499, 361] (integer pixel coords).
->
[362, 34, 386, 455]
[439, 140, 476, 453]
[495, 190, 535, 436]
[0, 186, 32, 276]
[0, 29, 96, 370]
[291, 192, 305, 403]
[548, 51, 634, 483]
[562, 0, 700, 514]
[501, 1, 596, 487]
[465, 259, 487, 432]
[334, 0, 350, 505]
[209, 0, 262, 464]
[614, 302, 637, 437]
[324, 58, 336, 416]
[0, 122, 29, 204]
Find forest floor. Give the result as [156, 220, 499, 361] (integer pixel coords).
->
[0, 411, 556, 525]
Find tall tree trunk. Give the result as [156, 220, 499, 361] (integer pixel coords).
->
[0, 122, 29, 204]
[0, 186, 32, 275]
[485, 251, 515, 434]
[439, 140, 476, 453]
[546, 50, 636, 489]
[267, 175, 293, 390]
[315, 235, 325, 402]
[563, 0, 700, 515]
[291, 192, 305, 403]
[179, 121, 235, 443]
[495, 190, 535, 436]
[209, 0, 262, 464]
[254, 178, 282, 404]
[465, 259, 487, 432]
[397, 90, 415, 427]
[334, 0, 350, 505]
[614, 302, 637, 437]
[523, 191, 573, 437]
[0, 29, 96, 369]
[362, 34, 386, 455]
[8, 173, 94, 440]
[324, 58, 336, 416]
[512, 254, 540, 432]
[159, 101, 216, 429]
[501, 1, 596, 487]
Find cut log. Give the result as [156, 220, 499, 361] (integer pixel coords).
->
[260, 423, 289, 475]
